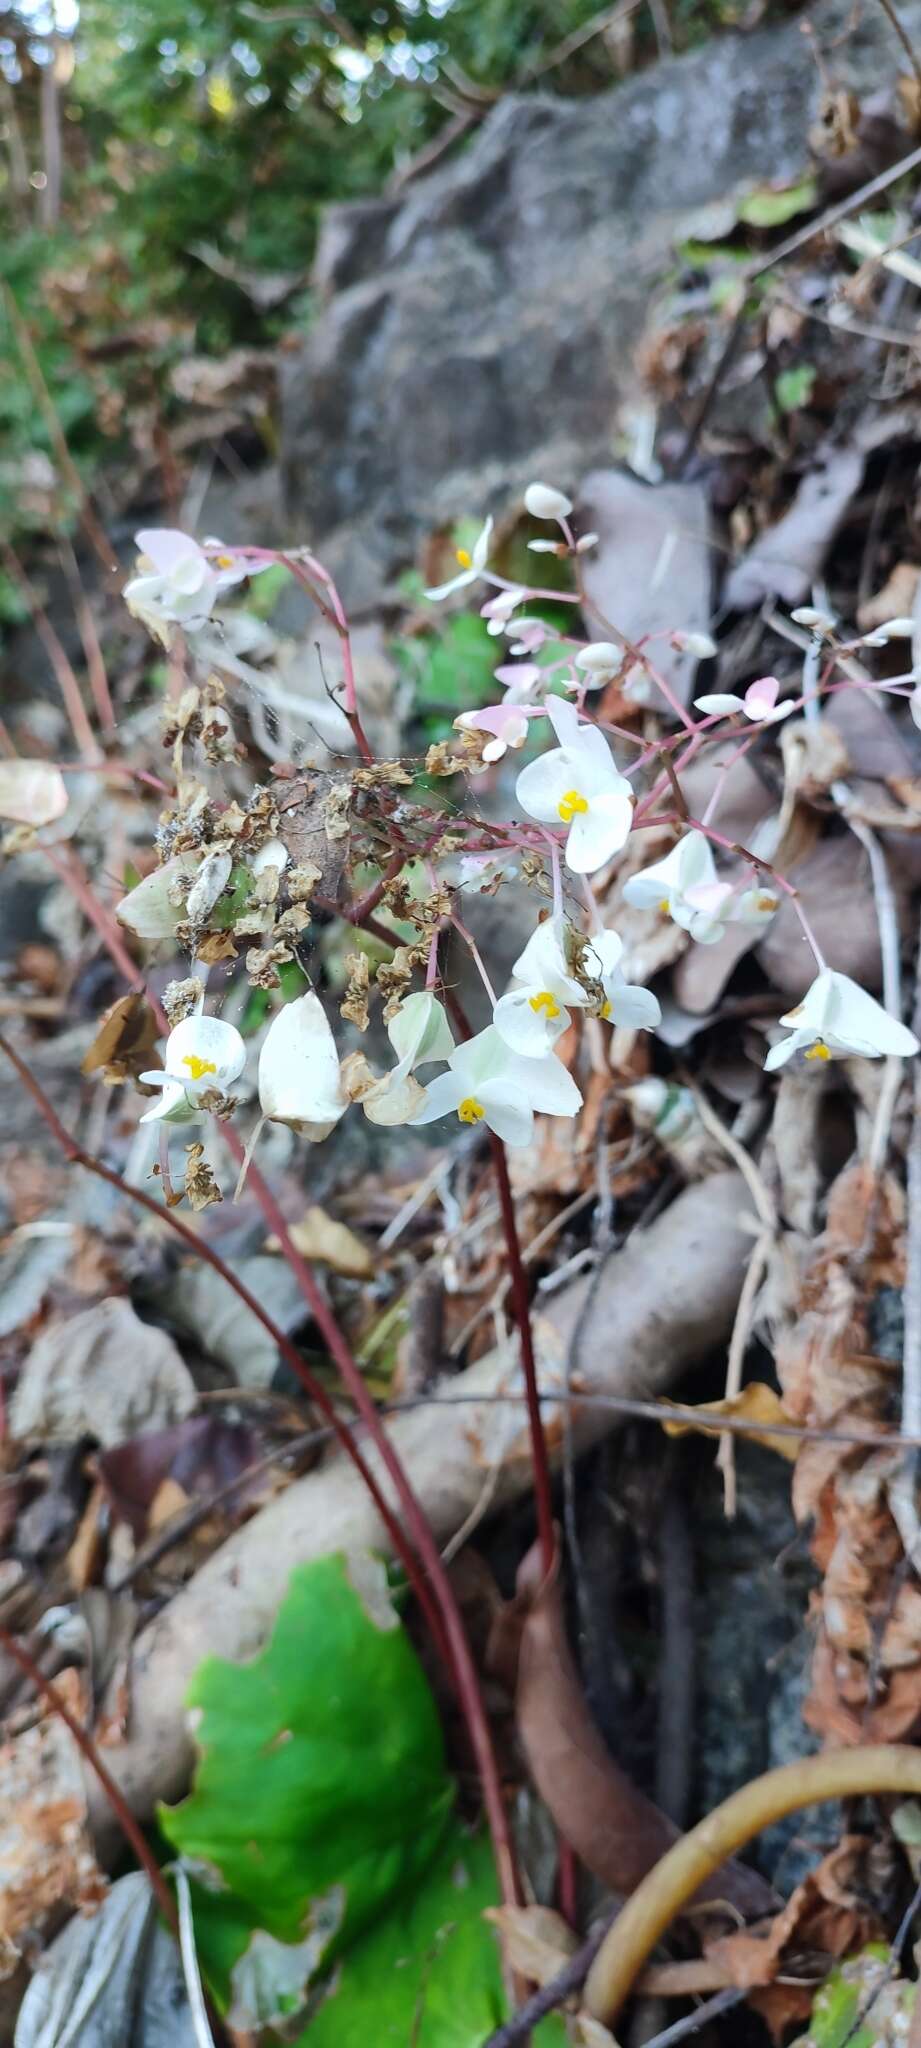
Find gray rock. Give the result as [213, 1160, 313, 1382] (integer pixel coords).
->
[281, 0, 920, 608]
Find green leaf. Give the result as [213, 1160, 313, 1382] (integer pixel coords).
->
[161, 1553, 454, 2021]
[775, 364, 816, 414]
[211, 862, 253, 928]
[794, 1948, 912, 2048]
[737, 177, 817, 227]
[410, 612, 499, 715]
[243, 561, 289, 620]
[294, 1825, 569, 2048]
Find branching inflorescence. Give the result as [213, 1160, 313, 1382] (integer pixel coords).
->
[7, 478, 921, 1913]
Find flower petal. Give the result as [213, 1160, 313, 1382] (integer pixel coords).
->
[493, 987, 569, 1056]
[606, 982, 661, 1029]
[515, 748, 569, 823]
[135, 528, 203, 575]
[410, 1071, 464, 1125]
[519, 1051, 582, 1117]
[565, 790, 633, 873]
[478, 1084, 534, 1146]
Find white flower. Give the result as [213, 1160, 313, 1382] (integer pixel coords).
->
[411, 1025, 581, 1147]
[515, 697, 634, 875]
[524, 483, 572, 521]
[139, 1014, 246, 1124]
[507, 618, 551, 656]
[583, 930, 661, 1030]
[258, 993, 347, 1140]
[387, 992, 455, 1078]
[731, 884, 780, 929]
[345, 991, 456, 1127]
[764, 970, 920, 1071]
[494, 917, 588, 1056]
[673, 630, 717, 658]
[454, 702, 542, 763]
[494, 661, 543, 703]
[575, 532, 599, 554]
[622, 832, 733, 945]
[574, 642, 622, 688]
[481, 590, 523, 636]
[425, 517, 494, 601]
[124, 529, 246, 638]
[694, 676, 793, 724]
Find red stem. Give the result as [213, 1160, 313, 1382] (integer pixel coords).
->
[0, 1032, 448, 1675]
[0, 1628, 177, 1932]
[282, 555, 374, 766]
[220, 1132, 520, 1910]
[489, 1134, 556, 1576]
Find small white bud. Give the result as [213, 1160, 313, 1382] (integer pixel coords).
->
[790, 606, 835, 632]
[675, 630, 717, 658]
[575, 641, 621, 673]
[524, 483, 573, 521]
[877, 617, 916, 640]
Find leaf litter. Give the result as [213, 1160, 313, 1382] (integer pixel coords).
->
[11, 30, 921, 2048]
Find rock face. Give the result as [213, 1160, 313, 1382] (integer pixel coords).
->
[281, 0, 916, 608]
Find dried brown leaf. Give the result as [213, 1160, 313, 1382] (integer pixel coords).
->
[266, 1205, 373, 1280]
[0, 1671, 107, 1974]
[661, 1382, 798, 1460]
[724, 447, 864, 608]
[496, 1541, 775, 1919]
[81, 994, 162, 1087]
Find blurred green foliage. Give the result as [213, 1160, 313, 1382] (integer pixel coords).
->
[0, 0, 751, 541]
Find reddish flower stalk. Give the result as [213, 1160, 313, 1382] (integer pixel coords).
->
[0, 1032, 449, 1680]
[0, 1627, 178, 1933]
[221, 1132, 520, 1910]
[488, 1135, 556, 1576]
[0, 1020, 519, 1907]
[281, 554, 374, 766]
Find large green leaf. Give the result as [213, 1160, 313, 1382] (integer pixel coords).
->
[296, 1824, 568, 2048]
[161, 1552, 454, 2019]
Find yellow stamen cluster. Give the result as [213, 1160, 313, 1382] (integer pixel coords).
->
[756, 892, 779, 914]
[804, 1040, 831, 1062]
[458, 1096, 484, 1124]
[600, 999, 612, 1020]
[529, 991, 561, 1020]
[659, 897, 671, 915]
[558, 789, 588, 824]
[215, 553, 235, 570]
[455, 548, 473, 569]
[182, 1054, 218, 1081]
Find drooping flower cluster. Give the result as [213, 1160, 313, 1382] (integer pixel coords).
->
[124, 530, 256, 639]
[118, 497, 921, 1199]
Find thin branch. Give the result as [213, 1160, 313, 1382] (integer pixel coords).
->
[220, 1130, 520, 1911]
[2, 544, 99, 761]
[1, 282, 120, 578]
[0, 1031, 449, 1681]
[874, 0, 921, 91]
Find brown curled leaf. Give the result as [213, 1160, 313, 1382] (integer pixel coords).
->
[493, 1541, 776, 1920]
